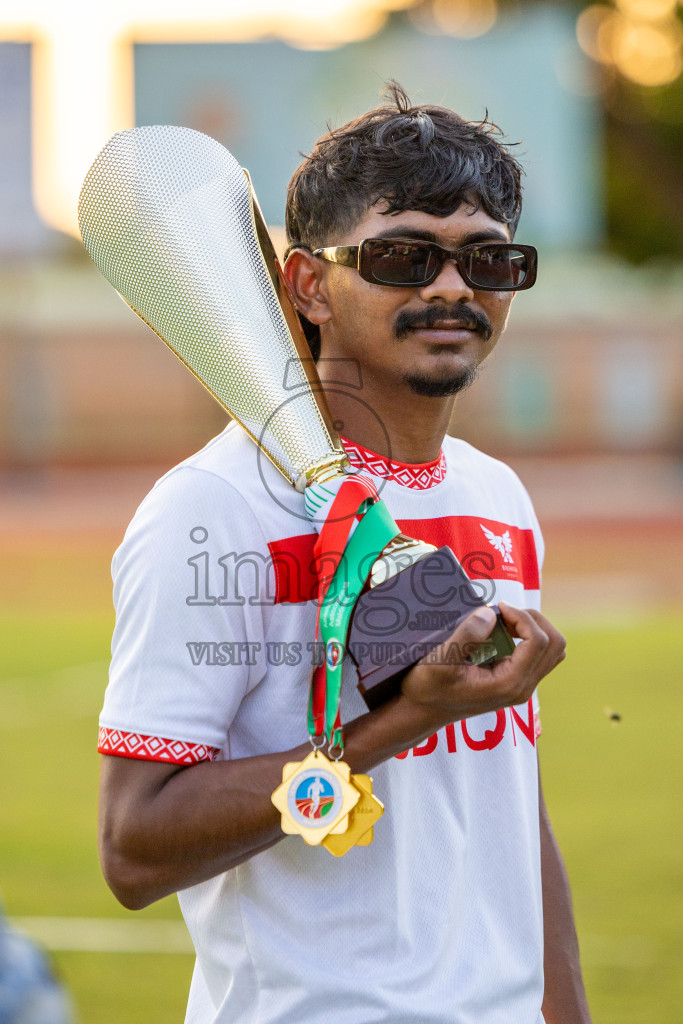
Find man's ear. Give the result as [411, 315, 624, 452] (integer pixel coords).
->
[282, 249, 332, 327]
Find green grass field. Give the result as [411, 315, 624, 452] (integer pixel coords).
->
[1, 598, 681, 1021]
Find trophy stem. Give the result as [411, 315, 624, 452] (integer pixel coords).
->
[247, 175, 343, 455]
[295, 457, 350, 493]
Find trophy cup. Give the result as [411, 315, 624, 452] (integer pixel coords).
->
[78, 126, 513, 717]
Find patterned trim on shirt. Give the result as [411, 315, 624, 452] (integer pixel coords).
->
[342, 437, 447, 490]
[98, 727, 220, 764]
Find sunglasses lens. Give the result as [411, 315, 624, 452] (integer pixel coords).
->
[362, 240, 533, 289]
[367, 241, 436, 285]
[466, 247, 528, 289]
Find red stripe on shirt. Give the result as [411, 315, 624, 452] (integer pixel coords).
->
[268, 534, 320, 603]
[268, 516, 539, 603]
[397, 517, 540, 590]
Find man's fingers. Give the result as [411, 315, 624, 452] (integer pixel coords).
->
[524, 607, 567, 671]
[490, 601, 550, 681]
[524, 607, 566, 648]
[408, 602, 566, 719]
[497, 601, 545, 642]
[497, 601, 566, 678]
[498, 603, 565, 653]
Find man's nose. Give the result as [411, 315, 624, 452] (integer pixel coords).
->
[418, 259, 474, 303]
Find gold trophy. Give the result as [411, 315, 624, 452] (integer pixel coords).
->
[78, 125, 346, 493]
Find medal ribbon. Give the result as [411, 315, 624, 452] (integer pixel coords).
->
[308, 497, 400, 750]
[306, 472, 378, 742]
[309, 474, 379, 605]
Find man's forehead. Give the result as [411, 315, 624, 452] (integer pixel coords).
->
[346, 201, 511, 244]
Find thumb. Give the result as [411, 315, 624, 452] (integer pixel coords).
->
[454, 605, 497, 645]
[444, 606, 497, 666]
[417, 605, 497, 670]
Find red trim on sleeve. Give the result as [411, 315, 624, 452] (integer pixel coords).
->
[98, 727, 220, 764]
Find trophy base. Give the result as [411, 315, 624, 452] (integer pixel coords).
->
[347, 546, 514, 712]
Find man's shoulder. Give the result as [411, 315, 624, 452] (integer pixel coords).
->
[123, 423, 309, 548]
[148, 422, 288, 502]
[164, 421, 259, 484]
[442, 435, 525, 488]
[442, 435, 539, 524]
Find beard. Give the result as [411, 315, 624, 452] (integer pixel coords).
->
[403, 361, 479, 397]
[395, 302, 490, 397]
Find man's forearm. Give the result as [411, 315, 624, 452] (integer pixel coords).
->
[99, 695, 439, 910]
[539, 769, 592, 1024]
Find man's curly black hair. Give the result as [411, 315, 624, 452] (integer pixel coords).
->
[285, 82, 525, 358]
[286, 81, 524, 252]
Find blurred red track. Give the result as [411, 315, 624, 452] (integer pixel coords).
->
[1, 457, 681, 617]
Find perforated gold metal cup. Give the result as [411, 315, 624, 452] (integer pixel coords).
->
[78, 125, 346, 489]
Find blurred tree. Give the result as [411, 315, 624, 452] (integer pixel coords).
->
[549, 0, 683, 261]
[603, 76, 683, 261]
[404, 0, 683, 261]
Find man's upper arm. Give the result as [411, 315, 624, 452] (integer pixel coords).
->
[98, 754, 184, 902]
[101, 467, 267, 769]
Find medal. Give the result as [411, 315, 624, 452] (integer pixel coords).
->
[271, 748, 360, 846]
[272, 487, 398, 855]
[322, 774, 384, 857]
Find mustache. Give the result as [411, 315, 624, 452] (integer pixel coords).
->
[395, 305, 492, 342]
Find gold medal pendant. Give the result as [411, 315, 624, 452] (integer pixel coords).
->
[322, 774, 384, 858]
[271, 748, 360, 846]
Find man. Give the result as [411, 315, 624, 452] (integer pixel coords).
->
[98, 84, 592, 1023]
[0, 899, 74, 1023]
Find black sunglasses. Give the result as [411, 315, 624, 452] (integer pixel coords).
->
[312, 237, 537, 291]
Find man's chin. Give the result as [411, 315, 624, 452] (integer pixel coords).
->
[403, 365, 479, 398]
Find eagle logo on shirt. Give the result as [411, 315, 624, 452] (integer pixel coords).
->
[480, 525, 515, 564]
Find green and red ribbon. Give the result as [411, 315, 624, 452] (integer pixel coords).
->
[306, 475, 400, 752]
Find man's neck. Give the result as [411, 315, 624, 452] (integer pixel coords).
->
[316, 358, 455, 464]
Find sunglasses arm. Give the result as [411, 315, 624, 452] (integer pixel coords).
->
[312, 246, 361, 269]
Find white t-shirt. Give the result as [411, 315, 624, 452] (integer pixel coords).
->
[100, 423, 546, 1024]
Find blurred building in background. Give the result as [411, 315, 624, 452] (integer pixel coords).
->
[0, 2, 681, 470]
